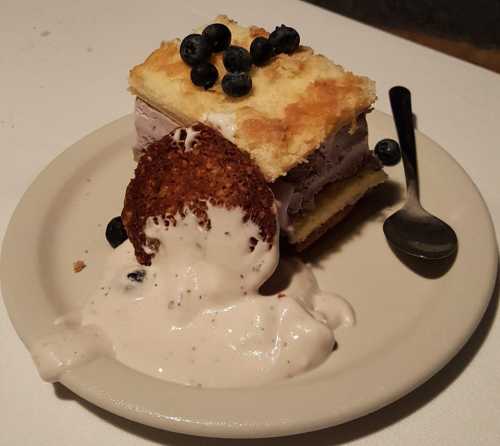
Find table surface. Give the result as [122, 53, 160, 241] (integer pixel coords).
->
[1, 1, 499, 445]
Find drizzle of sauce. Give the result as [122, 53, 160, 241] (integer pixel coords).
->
[184, 127, 200, 151]
[170, 126, 200, 151]
[171, 127, 182, 143]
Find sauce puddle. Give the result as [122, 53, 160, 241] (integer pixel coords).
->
[30, 205, 354, 387]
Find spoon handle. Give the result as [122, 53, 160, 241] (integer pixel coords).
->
[389, 86, 419, 200]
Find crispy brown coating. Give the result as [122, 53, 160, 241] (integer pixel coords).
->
[122, 123, 277, 265]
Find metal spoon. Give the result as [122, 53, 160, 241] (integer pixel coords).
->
[383, 86, 458, 260]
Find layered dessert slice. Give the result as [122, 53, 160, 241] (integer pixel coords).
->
[129, 15, 386, 250]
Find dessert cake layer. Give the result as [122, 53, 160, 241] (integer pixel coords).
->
[133, 98, 386, 247]
[289, 167, 387, 249]
[129, 16, 386, 251]
[129, 15, 376, 181]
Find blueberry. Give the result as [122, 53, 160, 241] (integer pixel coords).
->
[250, 37, 274, 66]
[202, 23, 231, 52]
[221, 72, 252, 97]
[105, 216, 128, 248]
[223, 46, 252, 73]
[127, 270, 146, 283]
[190, 63, 218, 89]
[374, 139, 402, 166]
[180, 34, 211, 66]
[269, 25, 300, 54]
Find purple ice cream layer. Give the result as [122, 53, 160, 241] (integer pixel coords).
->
[280, 115, 379, 214]
[133, 98, 181, 159]
[133, 98, 379, 217]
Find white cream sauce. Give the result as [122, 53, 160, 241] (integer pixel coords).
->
[30, 324, 113, 382]
[183, 127, 200, 151]
[270, 181, 295, 235]
[170, 126, 200, 151]
[201, 112, 237, 140]
[30, 205, 354, 387]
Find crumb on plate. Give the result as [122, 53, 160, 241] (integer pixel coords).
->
[73, 260, 86, 273]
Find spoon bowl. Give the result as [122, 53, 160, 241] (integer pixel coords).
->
[383, 206, 458, 260]
[384, 86, 458, 260]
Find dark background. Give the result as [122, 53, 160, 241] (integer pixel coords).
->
[303, 0, 500, 72]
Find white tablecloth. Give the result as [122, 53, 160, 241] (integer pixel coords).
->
[1, 1, 499, 445]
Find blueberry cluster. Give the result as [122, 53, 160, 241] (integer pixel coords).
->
[180, 23, 300, 97]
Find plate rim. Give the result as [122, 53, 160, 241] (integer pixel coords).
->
[1, 112, 498, 439]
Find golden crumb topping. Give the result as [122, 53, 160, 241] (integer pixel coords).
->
[129, 15, 376, 181]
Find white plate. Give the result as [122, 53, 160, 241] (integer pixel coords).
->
[1, 111, 497, 438]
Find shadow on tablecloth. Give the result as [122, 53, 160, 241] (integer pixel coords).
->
[53, 259, 499, 445]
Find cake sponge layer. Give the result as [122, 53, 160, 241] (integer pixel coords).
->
[129, 15, 376, 182]
[290, 167, 387, 250]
